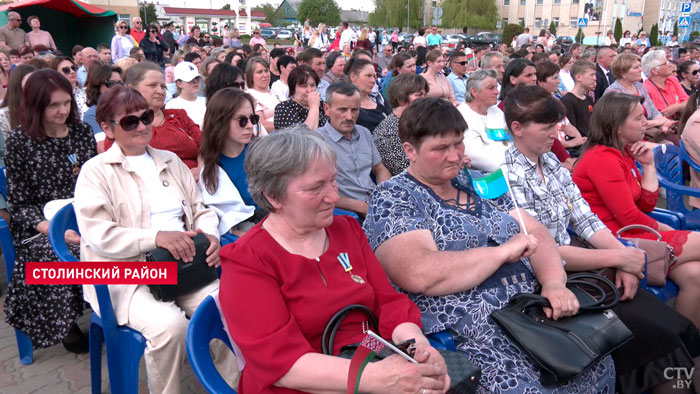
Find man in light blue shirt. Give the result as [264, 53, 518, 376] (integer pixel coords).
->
[446, 51, 469, 103]
[426, 26, 442, 47]
[77, 47, 98, 87]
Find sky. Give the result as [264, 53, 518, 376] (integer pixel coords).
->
[153, 0, 375, 12]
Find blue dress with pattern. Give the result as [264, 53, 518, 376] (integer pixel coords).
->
[363, 171, 615, 394]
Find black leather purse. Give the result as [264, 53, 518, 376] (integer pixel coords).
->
[146, 233, 218, 302]
[491, 272, 633, 386]
[324, 305, 482, 394]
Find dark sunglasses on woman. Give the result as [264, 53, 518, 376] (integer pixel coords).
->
[104, 80, 124, 88]
[236, 114, 259, 128]
[110, 109, 155, 131]
[61, 64, 79, 75]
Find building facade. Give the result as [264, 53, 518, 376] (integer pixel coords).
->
[157, 4, 266, 35]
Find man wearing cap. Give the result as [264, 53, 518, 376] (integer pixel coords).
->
[130, 17, 146, 45]
[165, 61, 206, 128]
[0, 12, 28, 52]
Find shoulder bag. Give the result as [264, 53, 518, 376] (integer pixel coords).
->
[491, 272, 633, 386]
[616, 224, 674, 286]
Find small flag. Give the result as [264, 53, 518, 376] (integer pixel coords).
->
[485, 128, 512, 141]
[471, 168, 509, 199]
[347, 334, 387, 394]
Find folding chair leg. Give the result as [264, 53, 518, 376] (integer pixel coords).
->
[15, 329, 33, 365]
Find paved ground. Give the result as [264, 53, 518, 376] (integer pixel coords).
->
[0, 263, 212, 394]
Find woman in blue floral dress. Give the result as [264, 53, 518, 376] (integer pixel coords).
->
[363, 98, 615, 393]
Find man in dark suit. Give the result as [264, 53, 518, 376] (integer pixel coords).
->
[594, 46, 617, 101]
[162, 22, 177, 55]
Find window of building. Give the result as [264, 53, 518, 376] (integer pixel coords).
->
[518, 17, 525, 25]
[572, 0, 579, 3]
[552, 17, 559, 26]
[570, 17, 578, 26]
[535, 17, 542, 27]
[520, 0, 526, 5]
[554, 0, 561, 4]
[504, 0, 510, 5]
[537, 0, 543, 4]
[118, 14, 130, 21]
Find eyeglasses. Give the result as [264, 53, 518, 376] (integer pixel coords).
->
[61, 64, 79, 74]
[235, 114, 259, 128]
[110, 109, 155, 131]
[149, 30, 158, 33]
[453, 61, 468, 66]
[134, 21, 142, 24]
[118, 25, 128, 30]
[231, 81, 245, 89]
[204, 35, 210, 39]
[104, 80, 123, 88]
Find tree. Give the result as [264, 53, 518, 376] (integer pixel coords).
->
[255, 3, 282, 26]
[575, 27, 585, 44]
[673, 24, 679, 37]
[549, 20, 557, 36]
[440, 0, 498, 30]
[614, 18, 622, 43]
[369, 0, 422, 30]
[503, 23, 523, 44]
[298, 0, 341, 26]
[138, 2, 157, 26]
[222, 4, 231, 10]
[649, 23, 659, 46]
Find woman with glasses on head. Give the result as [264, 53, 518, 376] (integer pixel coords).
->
[678, 60, 699, 98]
[74, 85, 236, 393]
[4, 69, 97, 354]
[273, 65, 328, 131]
[51, 56, 87, 117]
[83, 64, 123, 152]
[111, 20, 136, 63]
[140, 24, 169, 67]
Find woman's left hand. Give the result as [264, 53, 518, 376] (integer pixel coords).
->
[64, 229, 81, 245]
[540, 282, 579, 320]
[413, 344, 450, 393]
[627, 141, 654, 165]
[197, 229, 221, 267]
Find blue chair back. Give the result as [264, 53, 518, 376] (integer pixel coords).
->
[654, 145, 688, 214]
[186, 295, 238, 394]
[679, 140, 700, 174]
[0, 166, 7, 200]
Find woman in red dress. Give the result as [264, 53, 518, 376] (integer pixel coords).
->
[218, 127, 449, 394]
[573, 92, 700, 327]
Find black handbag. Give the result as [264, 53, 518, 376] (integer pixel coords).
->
[324, 305, 481, 394]
[491, 272, 633, 386]
[146, 233, 218, 302]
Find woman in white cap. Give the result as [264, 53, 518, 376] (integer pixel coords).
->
[165, 61, 206, 128]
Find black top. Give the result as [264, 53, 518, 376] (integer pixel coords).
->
[561, 92, 595, 137]
[357, 99, 391, 134]
[594, 64, 616, 102]
[273, 99, 329, 131]
[140, 37, 169, 66]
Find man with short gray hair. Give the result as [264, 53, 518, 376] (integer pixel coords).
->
[480, 51, 505, 89]
[0, 11, 28, 51]
[642, 49, 688, 117]
[317, 82, 391, 217]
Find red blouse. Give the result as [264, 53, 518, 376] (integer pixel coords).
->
[104, 108, 201, 168]
[219, 216, 422, 394]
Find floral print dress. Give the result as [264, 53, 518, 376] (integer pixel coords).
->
[363, 170, 615, 394]
[3, 122, 96, 347]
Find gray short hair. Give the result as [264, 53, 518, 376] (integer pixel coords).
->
[465, 69, 498, 102]
[325, 81, 360, 107]
[245, 127, 337, 212]
[480, 51, 503, 69]
[641, 49, 668, 78]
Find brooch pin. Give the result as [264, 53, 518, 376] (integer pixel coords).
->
[67, 154, 80, 176]
[337, 252, 365, 284]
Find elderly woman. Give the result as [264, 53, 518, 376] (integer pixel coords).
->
[104, 61, 203, 178]
[140, 24, 169, 67]
[421, 49, 459, 105]
[363, 97, 615, 393]
[347, 58, 391, 133]
[642, 50, 689, 118]
[273, 65, 328, 130]
[573, 92, 700, 328]
[111, 20, 136, 63]
[505, 85, 700, 394]
[219, 128, 449, 394]
[374, 73, 428, 176]
[322, 51, 346, 85]
[74, 85, 236, 393]
[245, 57, 279, 133]
[4, 69, 97, 353]
[604, 53, 674, 136]
[458, 69, 510, 174]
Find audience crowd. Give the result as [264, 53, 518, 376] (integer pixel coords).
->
[3, 10, 700, 393]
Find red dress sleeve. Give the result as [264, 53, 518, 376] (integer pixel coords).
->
[551, 139, 572, 162]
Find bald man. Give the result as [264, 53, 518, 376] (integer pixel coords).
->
[130, 16, 145, 45]
[0, 11, 28, 51]
[77, 47, 98, 86]
[594, 46, 617, 101]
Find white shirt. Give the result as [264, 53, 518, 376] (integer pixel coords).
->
[620, 37, 633, 46]
[271, 80, 289, 101]
[165, 96, 207, 128]
[413, 35, 427, 48]
[340, 29, 354, 49]
[559, 70, 575, 92]
[125, 152, 186, 232]
[458, 103, 510, 173]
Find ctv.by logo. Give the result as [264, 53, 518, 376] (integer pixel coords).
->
[664, 366, 694, 389]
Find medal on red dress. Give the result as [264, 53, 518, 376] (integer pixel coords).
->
[337, 252, 365, 284]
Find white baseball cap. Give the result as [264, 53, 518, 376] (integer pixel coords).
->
[174, 61, 203, 82]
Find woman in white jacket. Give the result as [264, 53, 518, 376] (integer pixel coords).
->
[199, 88, 260, 241]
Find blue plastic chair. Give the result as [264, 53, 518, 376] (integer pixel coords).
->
[333, 208, 360, 222]
[186, 295, 238, 394]
[48, 203, 147, 394]
[0, 217, 33, 365]
[654, 145, 700, 230]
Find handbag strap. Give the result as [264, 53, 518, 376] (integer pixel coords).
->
[322, 304, 379, 355]
[616, 224, 662, 241]
[512, 272, 620, 313]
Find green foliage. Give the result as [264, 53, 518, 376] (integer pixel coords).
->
[503, 23, 523, 43]
[519, 19, 525, 28]
[673, 24, 679, 37]
[549, 20, 557, 36]
[297, 0, 341, 26]
[369, 0, 422, 30]
[256, 3, 283, 26]
[441, 0, 498, 30]
[139, 2, 157, 26]
[649, 23, 659, 46]
[614, 18, 622, 43]
[221, 4, 231, 10]
[575, 27, 585, 44]
[690, 30, 700, 38]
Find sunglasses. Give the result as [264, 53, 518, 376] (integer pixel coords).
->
[110, 109, 155, 131]
[231, 81, 245, 89]
[61, 64, 79, 74]
[104, 80, 123, 88]
[118, 25, 128, 29]
[235, 114, 259, 128]
[453, 61, 468, 66]
[690, 70, 700, 75]
[10, 19, 20, 22]
[149, 30, 158, 33]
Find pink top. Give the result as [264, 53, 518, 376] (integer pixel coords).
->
[26, 30, 56, 51]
